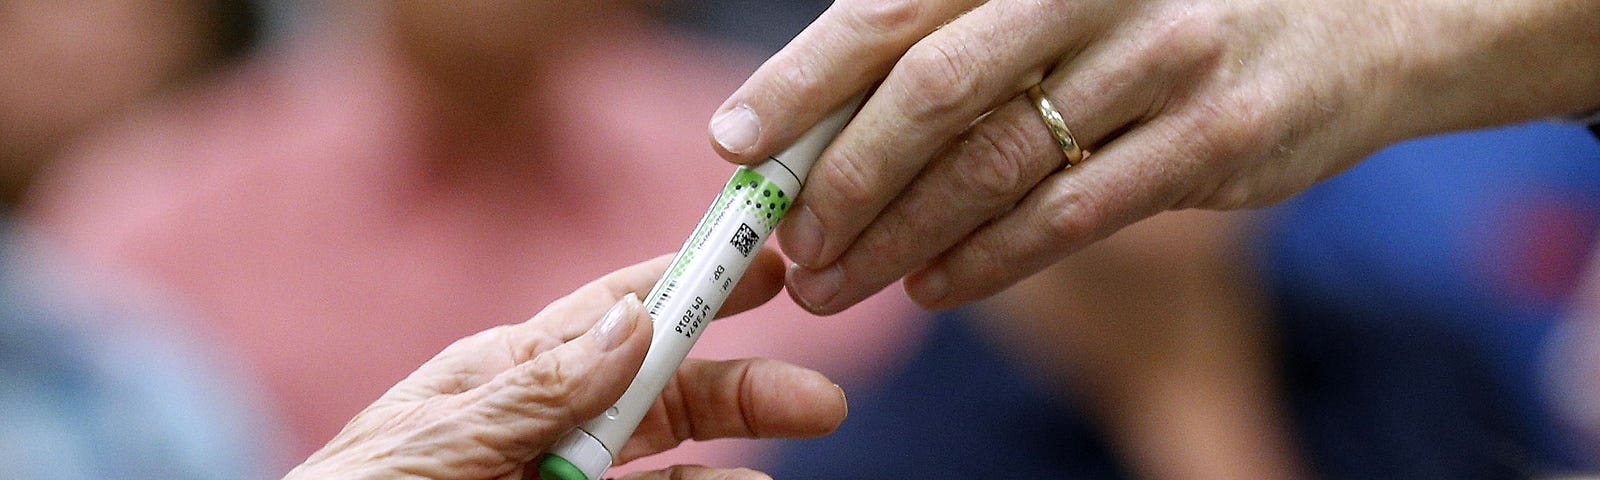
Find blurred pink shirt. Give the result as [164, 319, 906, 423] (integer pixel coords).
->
[29, 13, 921, 474]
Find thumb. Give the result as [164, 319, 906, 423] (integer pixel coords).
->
[450, 293, 653, 462]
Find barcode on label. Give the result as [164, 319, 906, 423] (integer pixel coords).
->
[730, 223, 759, 257]
[648, 280, 679, 317]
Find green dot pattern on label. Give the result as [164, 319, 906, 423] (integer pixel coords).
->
[658, 168, 793, 284]
[728, 168, 791, 229]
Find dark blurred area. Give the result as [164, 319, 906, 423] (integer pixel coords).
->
[656, 0, 829, 52]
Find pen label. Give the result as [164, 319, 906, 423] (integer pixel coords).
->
[643, 167, 792, 339]
[674, 296, 712, 337]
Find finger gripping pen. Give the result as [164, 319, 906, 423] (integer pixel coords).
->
[538, 96, 865, 480]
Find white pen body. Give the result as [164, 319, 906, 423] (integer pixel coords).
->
[582, 163, 795, 450]
[541, 96, 862, 480]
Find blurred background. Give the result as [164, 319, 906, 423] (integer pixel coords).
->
[2, 1, 1596, 479]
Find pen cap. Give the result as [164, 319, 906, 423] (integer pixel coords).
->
[538, 429, 610, 480]
[760, 93, 867, 191]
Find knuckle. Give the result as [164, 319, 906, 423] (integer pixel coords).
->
[954, 120, 1042, 204]
[662, 465, 709, 480]
[897, 41, 983, 122]
[814, 150, 881, 209]
[1036, 181, 1104, 246]
[1146, 6, 1226, 74]
[1183, 94, 1273, 165]
[471, 324, 514, 344]
[519, 356, 579, 403]
[449, 324, 508, 350]
[1201, 171, 1297, 210]
[775, 54, 823, 100]
[851, 211, 926, 269]
[1205, 180, 1258, 210]
[949, 233, 1016, 291]
[1156, 3, 1227, 48]
[848, 0, 923, 36]
[729, 468, 773, 480]
[840, 202, 943, 287]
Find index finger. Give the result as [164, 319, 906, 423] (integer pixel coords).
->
[778, 0, 1107, 271]
[406, 246, 786, 393]
[710, 0, 982, 162]
[542, 246, 787, 343]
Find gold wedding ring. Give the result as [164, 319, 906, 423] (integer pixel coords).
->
[1026, 85, 1084, 166]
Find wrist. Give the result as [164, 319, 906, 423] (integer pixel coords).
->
[1392, 0, 1600, 135]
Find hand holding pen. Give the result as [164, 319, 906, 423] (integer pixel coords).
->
[711, 0, 1600, 314]
[286, 249, 845, 480]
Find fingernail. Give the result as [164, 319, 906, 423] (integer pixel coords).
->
[711, 104, 761, 155]
[780, 205, 823, 267]
[593, 293, 641, 351]
[907, 270, 948, 307]
[788, 263, 844, 312]
[835, 383, 849, 421]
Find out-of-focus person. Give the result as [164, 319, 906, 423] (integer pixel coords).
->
[4, 1, 881, 478]
[25, 0, 917, 474]
[764, 122, 1600, 478]
[0, 1, 281, 478]
[0, 0, 256, 203]
[1259, 122, 1600, 473]
[765, 210, 1307, 479]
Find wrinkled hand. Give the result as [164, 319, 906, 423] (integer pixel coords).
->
[286, 247, 845, 480]
[710, 0, 1600, 313]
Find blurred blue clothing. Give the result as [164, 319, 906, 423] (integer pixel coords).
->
[0, 225, 278, 479]
[767, 122, 1600, 478]
[659, 0, 831, 53]
[766, 311, 1129, 479]
[1266, 121, 1600, 474]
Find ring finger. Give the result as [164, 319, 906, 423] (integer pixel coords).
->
[776, 0, 1113, 271]
[786, 19, 1212, 313]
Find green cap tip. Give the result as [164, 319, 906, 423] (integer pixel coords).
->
[538, 454, 590, 480]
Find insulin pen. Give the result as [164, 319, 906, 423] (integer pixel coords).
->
[537, 95, 866, 480]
